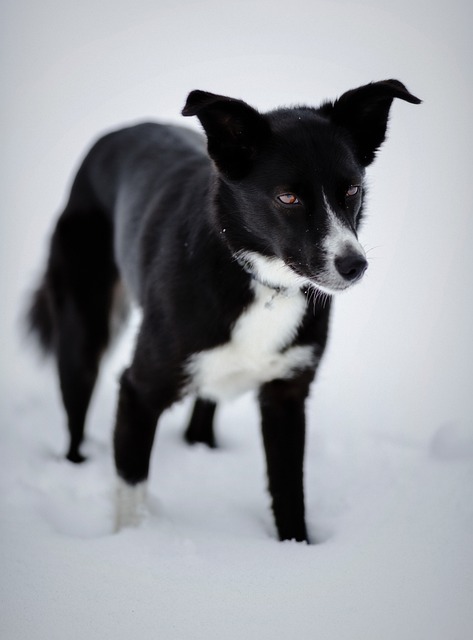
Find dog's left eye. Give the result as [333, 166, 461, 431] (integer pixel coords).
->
[277, 193, 300, 206]
[346, 185, 360, 197]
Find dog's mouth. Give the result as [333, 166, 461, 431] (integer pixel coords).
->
[237, 250, 367, 296]
[287, 257, 368, 296]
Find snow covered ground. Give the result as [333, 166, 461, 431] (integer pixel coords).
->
[1, 1, 472, 638]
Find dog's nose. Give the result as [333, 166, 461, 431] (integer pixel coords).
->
[334, 252, 368, 281]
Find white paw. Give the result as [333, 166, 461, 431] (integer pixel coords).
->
[114, 478, 148, 531]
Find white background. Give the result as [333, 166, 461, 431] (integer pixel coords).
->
[1, 1, 472, 638]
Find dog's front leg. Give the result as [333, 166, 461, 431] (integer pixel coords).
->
[259, 375, 312, 543]
[113, 367, 164, 530]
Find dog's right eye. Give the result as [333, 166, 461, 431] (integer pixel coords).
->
[277, 193, 301, 206]
[346, 185, 360, 198]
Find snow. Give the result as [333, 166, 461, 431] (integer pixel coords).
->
[1, 0, 472, 638]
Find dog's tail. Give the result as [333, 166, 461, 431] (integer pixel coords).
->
[26, 277, 55, 355]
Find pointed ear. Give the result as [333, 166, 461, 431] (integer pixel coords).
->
[324, 80, 421, 166]
[182, 90, 271, 179]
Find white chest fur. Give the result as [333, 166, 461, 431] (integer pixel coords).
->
[186, 282, 316, 402]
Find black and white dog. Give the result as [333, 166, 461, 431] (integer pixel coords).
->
[28, 80, 420, 542]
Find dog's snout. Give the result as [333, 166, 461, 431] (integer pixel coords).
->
[334, 252, 368, 282]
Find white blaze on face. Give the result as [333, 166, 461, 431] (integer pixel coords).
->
[320, 190, 366, 292]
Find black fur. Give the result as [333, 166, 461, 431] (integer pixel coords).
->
[184, 398, 217, 448]
[28, 80, 420, 540]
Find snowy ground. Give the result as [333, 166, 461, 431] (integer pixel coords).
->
[1, 1, 473, 638]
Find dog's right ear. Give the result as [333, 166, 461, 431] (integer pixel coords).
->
[182, 90, 270, 179]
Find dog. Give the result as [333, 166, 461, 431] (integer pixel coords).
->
[28, 80, 420, 542]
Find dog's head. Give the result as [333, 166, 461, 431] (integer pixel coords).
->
[183, 81, 420, 295]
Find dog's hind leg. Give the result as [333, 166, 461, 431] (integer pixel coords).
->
[48, 209, 118, 463]
[184, 398, 217, 448]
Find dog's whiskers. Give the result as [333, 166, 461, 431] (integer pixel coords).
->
[363, 244, 383, 261]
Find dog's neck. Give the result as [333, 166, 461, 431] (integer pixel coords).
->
[235, 253, 297, 298]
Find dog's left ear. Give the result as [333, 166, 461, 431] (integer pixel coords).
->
[325, 79, 421, 166]
[182, 90, 271, 179]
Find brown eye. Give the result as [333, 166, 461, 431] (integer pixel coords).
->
[277, 193, 300, 205]
[346, 185, 360, 197]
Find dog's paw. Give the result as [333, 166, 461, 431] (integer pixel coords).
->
[66, 449, 87, 464]
[114, 478, 148, 531]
